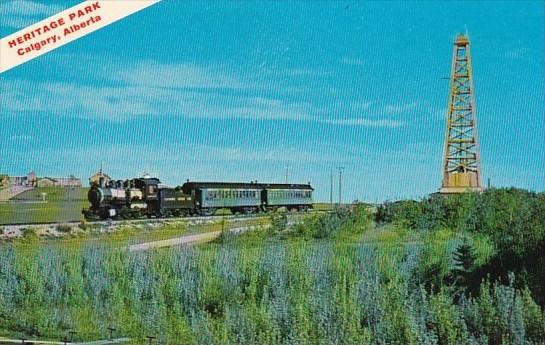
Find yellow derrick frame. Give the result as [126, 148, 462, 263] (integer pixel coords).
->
[439, 34, 483, 194]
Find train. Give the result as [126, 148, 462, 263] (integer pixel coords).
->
[82, 175, 313, 220]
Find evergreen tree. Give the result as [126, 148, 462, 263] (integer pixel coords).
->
[450, 237, 477, 294]
[453, 237, 476, 273]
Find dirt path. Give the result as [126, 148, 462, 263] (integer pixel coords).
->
[127, 230, 222, 251]
[127, 224, 269, 251]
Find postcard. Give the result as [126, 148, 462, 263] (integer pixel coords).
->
[1, 1, 544, 344]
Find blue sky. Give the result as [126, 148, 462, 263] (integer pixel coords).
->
[1, 1, 544, 202]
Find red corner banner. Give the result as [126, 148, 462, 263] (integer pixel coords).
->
[0, 0, 160, 73]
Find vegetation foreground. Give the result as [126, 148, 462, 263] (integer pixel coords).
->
[0, 188, 544, 345]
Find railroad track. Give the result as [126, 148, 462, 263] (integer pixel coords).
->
[0, 337, 130, 345]
[0, 209, 330, 228]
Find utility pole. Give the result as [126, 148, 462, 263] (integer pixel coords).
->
[146, 335, 156, 345]
[329, 169, 333, 205]
[68, 331, 76, 343]
[285, 165, 289, 184]
[107, 327, 116, 341]
[221, 198, 225, 240]
[337, 167, 344, 205]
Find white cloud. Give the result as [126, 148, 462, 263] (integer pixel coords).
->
[17, 143, 344, 176]
[1, 77, 406, 128]
[0, 1, 64, 28]
[383, 102, 417, 114]
[115, 61, 246, 89]
[1, 58, 411, 128]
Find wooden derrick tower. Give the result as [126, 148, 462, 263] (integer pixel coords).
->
[439, 33, 483, 194]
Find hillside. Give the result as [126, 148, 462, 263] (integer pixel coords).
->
[0, 187, 89, 224]
[0, 188, 543, 344]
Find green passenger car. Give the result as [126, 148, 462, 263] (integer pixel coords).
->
[181, 181, 314, 214]
[264, 184, 313, 211]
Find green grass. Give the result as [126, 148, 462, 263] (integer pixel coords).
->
[0, 187, 88, 224]
[11, 187, 88, 201]
[312, 202, 336, 211]
[8, 213, 273, 255]
[1, 204, 543, 344]
[3, 192, 544, 345]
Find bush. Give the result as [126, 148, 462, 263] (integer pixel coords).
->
[56, 224, 72, 233]
[269, 213, 288, 234]
[0, 240, 544, 344]
[377, 189, 545, 306]
[78, 221, 88, 231]
[375, 200, 423, 229]
[21, 227, 37, 238]
[292, 205, 363, 239]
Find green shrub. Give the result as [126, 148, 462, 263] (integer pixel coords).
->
[269, 213, 288, 234]
[78, 221, 88, 231]
[520, 287, 545, 343]
[21, 227, 37, 238]
[291, 205, 362, 240]
[377, 189, 545, 306]
[1, 190, 544, 344]
[56, 224, 72, 233]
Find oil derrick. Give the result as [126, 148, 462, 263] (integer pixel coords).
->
[439, 33, 483, 194]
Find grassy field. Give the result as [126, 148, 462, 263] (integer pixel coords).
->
[0, 210, 405, 344]
[4, 209, 281, 261]
[1, 191, 543, 345]
[1, 198, 543, 345]
[0, 187, 88, 224]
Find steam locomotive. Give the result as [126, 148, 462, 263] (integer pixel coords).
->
[83, 175, 313, 220]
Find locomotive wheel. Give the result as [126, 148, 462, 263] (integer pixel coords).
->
[201, 208, 215, 216]
[243, 207, 256, 214]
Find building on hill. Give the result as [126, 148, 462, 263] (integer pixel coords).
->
[2, 171, 37, 187]
[89, 170, 112, 187]
[1, 172, 81, 188]
[27, 171, 37, 186]
[36, 177, 56, 187]
[0, 175, 9, 188]
[37, 176, 82, 187]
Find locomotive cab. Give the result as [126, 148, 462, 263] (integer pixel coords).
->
[133, 177, 161, 201]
